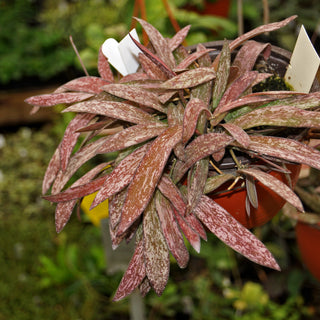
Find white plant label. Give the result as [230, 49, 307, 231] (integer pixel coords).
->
[101, 28, 141, 76]
[285, 25, 320, 93]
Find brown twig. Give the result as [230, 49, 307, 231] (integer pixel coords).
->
[69, 35, 89, 77]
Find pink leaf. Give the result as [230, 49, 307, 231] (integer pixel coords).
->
[109, 188, 127, 232]
[59, 76, 110, 94]
[116, 125, 183, 236]
[138, 52, 168, 80]
[194, 195, 280, 270]
[221, 123, 251, 147]
[25, 92, 94, 107]
[143, 199, 170, 295]
[98, 46, 114, 82]
[168, 25, 191, 51]
[155, 191, 189, 268]
[42, 146, 61, 194]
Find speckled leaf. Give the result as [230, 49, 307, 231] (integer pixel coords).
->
[138, 52, 168, 80]
[139, 277, 152, 297]
[157, 175, 187, 216]
[135, 17, 175, 69]
[211, 41, 231, 110]
[172, 208, 201, 253]
[59, 76, 109, 94]
[143, 198, 170, 295]
[174, 48, 214, 71]
[109, 188, 127, 231]
[275, 91, 320, 109]
[232, 105, 320, 130]
[116, 125, 183, 236]
[98, 46, 114, 82]
[42, 146, 61, 194]
[221, 123, 251, 147]
[113, 234, 146, 301]
[91, 143, 150, 208]
[97, 122, 168, 154]
[155, 191, 189, 268]
[239, 168, 303, 211]
[242, 136, 320, 170]
[194, 195, 280, 270]
[168, 25, 191, 51]
[25, 92, 94, 107]
[102, 83, 166, 113]
[160, 67, 216, 90]
[60, 113, 95, 171]
[182, 98, 212, 143]
[119, 72, 150, 83]
[204, 173, 235, 194]
[55, 162, 108, 233]
[245, 175, 258, 209]
[64, 100, 157, 125]
[184, 213, 207, 241]
[172, 133, 233, 182]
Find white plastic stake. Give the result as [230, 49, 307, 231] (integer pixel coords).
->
[285, 25, 320, 93]
[101, 29, 142, 76]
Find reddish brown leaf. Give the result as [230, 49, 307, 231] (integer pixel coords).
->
[116, 125, 183, 236]
[42, 146, 61, 194]
[98, 46, 114, 82]
[184, 213, 207, 241]
[238, 168, 304, 211]
[109, 188, 127, 232]
[25, 92, 94, 107]
[91, 143, 150, 208]
[182, 98, 212, 143]
[168, 24, 191, 51]
[113, 234, 146, 301]
[64, 100, 158, 125]
[59, 76, 109, 94]
[118, 72, 150, 83]
[221, 123, 251, 147]
[138, 52, 168, 80]
[160, 67, 216, 90]
[143, 198, 170, 295]
[194, 195, 280, 270]
[204, 173, 235, 194]
[102, 83, 166, 113]
[97, 122, 168, 154]
[60, 113, 95, 171]
[155, 191, 189, 268]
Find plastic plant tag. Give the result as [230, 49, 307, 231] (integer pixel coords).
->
[285, 25, 320, 93]
[102, 29, 142, 76]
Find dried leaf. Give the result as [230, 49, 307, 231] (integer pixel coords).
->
[25, 92, 94, 107]
[102, 83, 166, 113]
[155, 191, 189, 268]
[116, 125, 183, 236]
[194, 195, 280, 270]
[182, 98, 212, 143]
[221, 123, 251, 148]
[98, 46, 114, 82]
[168, 25, 191, 51]
[160, 67, 216, 90]
[232, 105, 320, 130]
[238, 168, 303, 211]
[64, 100, 158, 125]
[143, 198, 170, 295]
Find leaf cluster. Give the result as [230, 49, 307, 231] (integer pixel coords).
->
[26, 15, 320, 300]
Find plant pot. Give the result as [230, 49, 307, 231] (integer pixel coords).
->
[295, 221, 320, 281]
[183, 0, 231, 18]
[208, 163, 301, 229]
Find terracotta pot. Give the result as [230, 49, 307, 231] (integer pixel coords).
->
[208, 163, 301, 229]
[296, 221, 320, 281]
[183, 0, 231, 18]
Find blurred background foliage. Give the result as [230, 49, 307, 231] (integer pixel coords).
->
[1, 0, 320, 319]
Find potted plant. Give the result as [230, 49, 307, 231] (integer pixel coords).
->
[26, 15, 320, 300]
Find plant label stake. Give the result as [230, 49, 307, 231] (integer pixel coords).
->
[285, 25, 320, 93]
[102, 28, 142, 76]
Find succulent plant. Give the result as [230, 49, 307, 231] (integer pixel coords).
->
[26, 15, 320, 300]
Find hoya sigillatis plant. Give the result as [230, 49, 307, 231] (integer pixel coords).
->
[26, 15, 320, 300]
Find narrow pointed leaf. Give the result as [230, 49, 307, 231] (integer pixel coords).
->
[143, 198, 170, 295]
[59, 76, 109, 94]
[238, 168, 303, 211]
[194, 195, 280, 270]
[64, 100, 158, 125]
[245, 175, 258, 209]
[232, 105, 320, 130]
[113, 235, 146, 301]
[182, 98, 212, 143]
[25, 92, 94, 107]
[60, 113, 95, 171]
[242, 136, 320, 170]
[98, 46, 114, 82]
[168, 25, 191, 51]
[116, 125, 183, 236]
[135, 17, 176, 69]
[102, 83, 166, 113]
[109, 188, 127, 231]
[97, 122, 168, 154]
[155, 191, 189, 268]
[139, 277, 152, 297]
[174, 48, 214, 71]
[160, 67, 216, 90]
[204, 173, 235, 194]
[42, 146, 61, 194]
[275, 91, 320, 109]
[221, 123, 251, 147]
[91, 143, 150, 208]
[138, 52, 168, 80]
